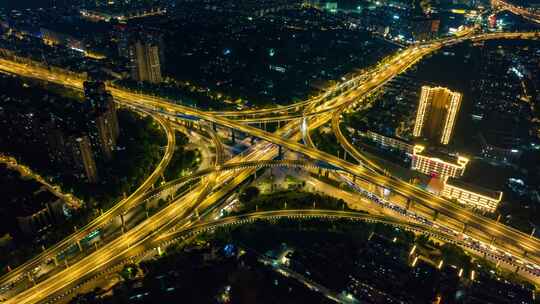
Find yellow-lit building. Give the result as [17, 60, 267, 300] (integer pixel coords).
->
[442, 178, 503, 212]
[413, 86, 462, 145]
[366, 131, 414, 154]
[411, 145, 469, 179]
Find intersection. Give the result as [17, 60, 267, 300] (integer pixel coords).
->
[0, 29, 539, 303]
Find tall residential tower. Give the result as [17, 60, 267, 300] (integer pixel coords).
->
[128, 39, 163, 84]
[413, 86, 462, 145]
[84, 80, 120, 160]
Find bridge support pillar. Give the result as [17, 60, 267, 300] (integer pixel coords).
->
[212, 122, 217, 132]
[53, 256, 58, 266]
[462, 223, 467, 234]
[120, 213, 126, 233]
[376, 186, 384, 197]
[406, 198, 413, 210]
[77, 240, 83, 252]
[278, 145, 283, 159]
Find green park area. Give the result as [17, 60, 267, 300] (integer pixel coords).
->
[235, 188, 351, 215]
[162, 131, 201, 182]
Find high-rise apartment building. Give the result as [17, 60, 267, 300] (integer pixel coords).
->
[67, 135, 99, 183]
[46, 122, 100, 183]
[84, 80, 120, 160]
[128, 39, 163, 84]
[413, 86, 462, 145]
[0, 75, 103, 183]
[113, 24, 131, 59]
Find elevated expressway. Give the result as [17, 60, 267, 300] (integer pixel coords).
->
[4, 135, 310, 303]
[34, 209, 540, 303]
[0, 31, 540, 303]
[24, 210, 454, 303]
[0, 112, 176, 294]
[145, 32, 540, 265]
[492, 0, 540, 24]
[214, 34, 539, 125]
[331, 108, 385, 175]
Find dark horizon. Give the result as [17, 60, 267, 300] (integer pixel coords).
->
[0, 0, 58, 10]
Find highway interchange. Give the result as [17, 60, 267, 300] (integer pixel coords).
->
[0, 7, 540, 302]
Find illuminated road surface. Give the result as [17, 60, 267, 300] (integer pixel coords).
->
[0, 113, 175, 297]
[0, 31, 539, 302]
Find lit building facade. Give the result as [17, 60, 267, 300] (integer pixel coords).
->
[413, 86, 462, 145]
[366, 130, 414, 154]
[442, 178, 503, 212]
[40, 28, 85, 52]
[411, 145, 469, 179]
[128, 40, 162, 84]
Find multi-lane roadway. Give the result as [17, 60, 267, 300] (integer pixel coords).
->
[0, 112, 175, 297]
[492, 0, 540, 24]
[0, 30, 539, 303]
